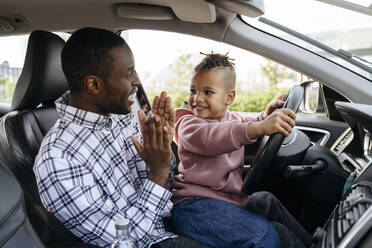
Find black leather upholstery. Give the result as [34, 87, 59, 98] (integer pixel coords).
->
[0, 30, 99, 247]
[11, 31, 68, 111]
[0, 161, 45, 248]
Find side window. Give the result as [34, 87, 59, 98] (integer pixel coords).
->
[0, 34, 28, 104]
[123, 30, 304, 113]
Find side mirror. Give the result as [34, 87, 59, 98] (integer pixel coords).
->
[300, 80, 325, 114]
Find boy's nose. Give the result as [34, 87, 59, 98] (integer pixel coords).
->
[194, 93, 203, 102]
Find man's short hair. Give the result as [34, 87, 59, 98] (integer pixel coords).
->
[61, 27, 127, 92]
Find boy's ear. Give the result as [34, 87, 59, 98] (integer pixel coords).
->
[226, 89, 236, 106]
[84, 75, 104, 95]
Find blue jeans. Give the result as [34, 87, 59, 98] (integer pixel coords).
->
[172, 198, 280, 248]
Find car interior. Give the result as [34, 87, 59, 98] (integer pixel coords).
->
[1, 0, 372, 248]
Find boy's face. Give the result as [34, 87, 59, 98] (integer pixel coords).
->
[188, 70, 235, 119]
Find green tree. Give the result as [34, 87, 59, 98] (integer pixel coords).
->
[260, 60, 296, 88]
[166, 54, 193, 93]
[229, 88, 289, 112]
[156, 53, 194, 107]
[0, 76, 13, 103]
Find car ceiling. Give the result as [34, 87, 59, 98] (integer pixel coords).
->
[0, 0, 237, 41]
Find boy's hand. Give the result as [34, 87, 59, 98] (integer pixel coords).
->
[265, 93, 287, 116]
[247, 108, 296, 139]
[152, 91, 175, 139]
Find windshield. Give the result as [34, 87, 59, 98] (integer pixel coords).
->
[242, 0, 372, 81]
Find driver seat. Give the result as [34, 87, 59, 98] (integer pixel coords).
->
[0, 30, 97, 248]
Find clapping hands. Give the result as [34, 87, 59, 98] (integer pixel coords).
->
[130, 91, 175, 186]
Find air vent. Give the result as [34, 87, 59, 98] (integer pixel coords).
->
[332, 128, 354, 154]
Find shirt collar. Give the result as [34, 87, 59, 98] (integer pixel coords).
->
[55, 91, 119, 130]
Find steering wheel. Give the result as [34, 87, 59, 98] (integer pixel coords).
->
[243, 85, 304, 195]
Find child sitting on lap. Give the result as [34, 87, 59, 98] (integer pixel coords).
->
[171, 53, 312, 248]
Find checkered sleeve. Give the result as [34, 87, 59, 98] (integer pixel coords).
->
[35, 157, 172, 248]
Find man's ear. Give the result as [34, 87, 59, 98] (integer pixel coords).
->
[226, 89, 236, 105]
[84, 75, 104, 95]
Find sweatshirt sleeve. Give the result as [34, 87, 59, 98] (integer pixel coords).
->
[235, 111, 268, 122]
[176, 115, 256, 157]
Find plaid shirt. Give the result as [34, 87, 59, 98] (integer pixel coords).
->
[34, 91, 177, 248]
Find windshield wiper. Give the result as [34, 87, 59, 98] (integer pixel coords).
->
[259, 17, 372, 74]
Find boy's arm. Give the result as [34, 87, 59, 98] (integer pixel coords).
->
[247, 108, 297, 139]
[236, 111, 267, 122]
[238, 93, 287, 122]
[177, 115, 255, 156]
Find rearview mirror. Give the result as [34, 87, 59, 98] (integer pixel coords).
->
[300, 81, 325, 113]
[207, 0, 265, 17]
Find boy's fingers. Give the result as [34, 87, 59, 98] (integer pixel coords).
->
[280, 113, 296, 127]
[281, 121, 293, 135]
[158, 91, 167, 115]
[281, 109, 296, 120]
[279, 93, 288, 101]
[163, 97, 172, 120]
[280, 128, 290, 137]
[276, 100, 285, 108]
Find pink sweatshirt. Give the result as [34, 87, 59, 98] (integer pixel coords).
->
[171, 109, 266, 207]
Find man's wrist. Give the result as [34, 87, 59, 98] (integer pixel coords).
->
[148, 167, 169, 187]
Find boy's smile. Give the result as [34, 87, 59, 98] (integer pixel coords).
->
[188, 69, 235, 120]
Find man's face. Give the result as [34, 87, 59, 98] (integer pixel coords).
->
[188, 70, 233, 119]
[101, 45, 140, 115]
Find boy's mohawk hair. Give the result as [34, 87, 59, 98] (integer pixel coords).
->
[195, 52, 235, 73]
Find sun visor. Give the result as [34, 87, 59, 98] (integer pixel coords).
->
[115, 3, 174, 20]
[167, 0, 216, 23]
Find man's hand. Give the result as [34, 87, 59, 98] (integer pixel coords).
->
[265, 93, 287, 116]
[151, 91, 175, 139]
[131, 110, 173, 186]
[247, 109, 296, 139]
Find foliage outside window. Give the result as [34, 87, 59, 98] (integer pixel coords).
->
[125, 30, 301, 113]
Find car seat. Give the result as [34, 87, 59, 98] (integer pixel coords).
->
[0, 161, 45, 248]
[0, 30, 98, 248]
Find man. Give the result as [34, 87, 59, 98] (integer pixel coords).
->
[33, 27, 208, 248]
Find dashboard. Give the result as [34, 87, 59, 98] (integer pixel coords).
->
[334, 102, 372, 176]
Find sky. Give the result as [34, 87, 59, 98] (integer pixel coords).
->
[0, 0, 371, 82]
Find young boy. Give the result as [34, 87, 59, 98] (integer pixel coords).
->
[171, 53, 312, 248]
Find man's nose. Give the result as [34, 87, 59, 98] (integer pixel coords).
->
[131, 70, 141, 86]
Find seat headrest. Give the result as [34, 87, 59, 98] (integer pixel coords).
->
[11, 30, 68, 111]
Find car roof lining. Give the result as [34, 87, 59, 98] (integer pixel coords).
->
[0, 0, 230, 37]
